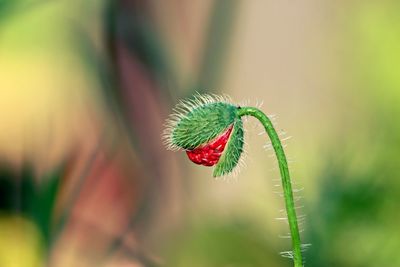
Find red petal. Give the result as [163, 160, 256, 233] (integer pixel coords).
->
[186, 125, 233, 166]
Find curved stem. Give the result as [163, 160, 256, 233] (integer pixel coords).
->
[238, 106, 303, 267]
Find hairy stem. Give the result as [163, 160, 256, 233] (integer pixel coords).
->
[238, 106, 303, 267]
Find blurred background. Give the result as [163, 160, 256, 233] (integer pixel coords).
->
[1, 1, 399, 266]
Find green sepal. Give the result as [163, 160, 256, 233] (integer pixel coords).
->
[172, 102, 238, 150]
[213, 118, 244, 177]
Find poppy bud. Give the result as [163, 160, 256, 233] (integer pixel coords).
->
[163, 94, 244, 177]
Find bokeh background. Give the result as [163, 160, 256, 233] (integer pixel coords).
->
[1, 1, 399, 266]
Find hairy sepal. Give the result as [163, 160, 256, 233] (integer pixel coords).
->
[213, 118, 244, 177]
[171, 102, 237, 150]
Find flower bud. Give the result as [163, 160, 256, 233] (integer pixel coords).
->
[163, 94, 244, 176]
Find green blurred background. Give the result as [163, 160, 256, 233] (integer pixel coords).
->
[1, 1, 400, 266]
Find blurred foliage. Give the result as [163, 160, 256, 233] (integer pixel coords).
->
[304, 3, 400, 266]
[0, 163, 64, 248]
[196, 0, 240, 93]
[80, 0, 178, 113]
[305, 133, 400, 267]
[0, 0, 49, 24]
[305, 163, 387, 266]
[354, 2, 400, 103]
[105, 2, 176, 92]
[305, 109, 400, 267]
[162, 219, 284, 267]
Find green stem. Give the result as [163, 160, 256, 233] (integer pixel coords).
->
[238, 106, 303, 267]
